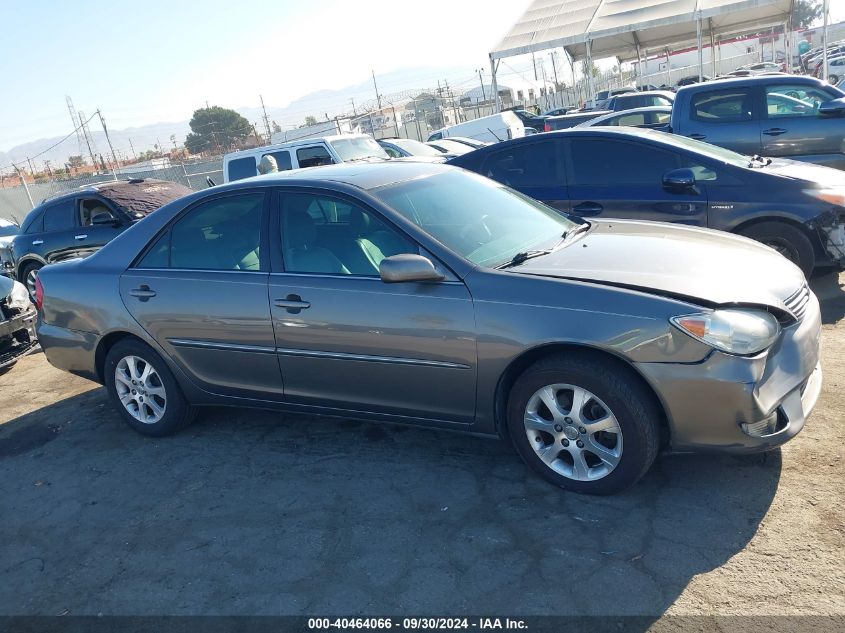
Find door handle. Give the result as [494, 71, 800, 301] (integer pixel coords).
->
[74, 234, 88, 240]
[129, 285, 156, 301]
[31, 240, 44, 245]
[762, 128, 787, 136]
[688, 133, 706, 140]
[572, 202, 603, 216]
[274, 294, 310, 313]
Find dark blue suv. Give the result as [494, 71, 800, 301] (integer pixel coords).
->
[448, 128, 845, 276]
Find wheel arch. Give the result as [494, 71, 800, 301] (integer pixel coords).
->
[493, 342, 671, 448]
[15, 255, 47, 280]
[731, 215, 825, 257]
[94, 331, 146, 383]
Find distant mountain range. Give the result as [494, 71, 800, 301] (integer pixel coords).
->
[0, 64, 491, 170]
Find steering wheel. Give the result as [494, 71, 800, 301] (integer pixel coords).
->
[459, 214, 493, 247]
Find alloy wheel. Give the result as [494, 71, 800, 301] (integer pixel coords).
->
[523, 383, 623, 481]
[25, 267, 39, 298]
[114, 355, 167, 424]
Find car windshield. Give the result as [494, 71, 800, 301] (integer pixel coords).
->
[330, 137, 389, 161]
[372, 170, 579, 268]
[391, 138, 443, 156]
[648, 131, 751, 167]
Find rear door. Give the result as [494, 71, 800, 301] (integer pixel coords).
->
[120, 189, 283, 398]
[681, 86, 761, 155]
[565, 136, 708, 226]
[760, 82, 845, 166]
[478, 138, 569, 212]
[75, 196, 126, 257]
[38, 199, 80, 263]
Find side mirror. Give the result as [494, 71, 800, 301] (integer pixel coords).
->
[379, 254, 445, 283]
[662, 168, 697, 191]
[91, 213, 121, 227]
[819, 97, 845, 117]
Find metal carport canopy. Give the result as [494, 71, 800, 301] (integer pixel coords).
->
[490, 0, 794, 63]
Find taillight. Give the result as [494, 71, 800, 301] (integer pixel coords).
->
[544, 123, 551, 132]
[34, 276, 44, 311]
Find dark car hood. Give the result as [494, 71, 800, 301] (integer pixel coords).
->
[763, 157, 845, 188]
[512, 220, 804, 308]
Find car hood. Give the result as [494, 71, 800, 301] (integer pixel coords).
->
[763, 157, 845, 188]
[512, 220, 804, 308]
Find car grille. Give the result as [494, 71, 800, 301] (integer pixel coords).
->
[784, 283, 810, 321]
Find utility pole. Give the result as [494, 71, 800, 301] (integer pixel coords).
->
[26, 158, 36, 178]
[477, 69, 487, 102]
[259, 94, 272, 143]
[128, 138, 137, 161]
[97, 110, 120, 180]
[350, 97, 357, 117]
[550, 51, 560, 90]
[78, 112, 98, 168]
[14, 166, 34, 209]
[372, 70, 382, 110]
[444, 79, 460, 124]
[44, 160, 53, 178]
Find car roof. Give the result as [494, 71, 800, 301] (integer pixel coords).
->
[39, 178, 179, 205]
[224, 134, 372, 160]
[215, 161, 453, 192]
[676, 74, 828, 92]
[615, 90, 674, 98]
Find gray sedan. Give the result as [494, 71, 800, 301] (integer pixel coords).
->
[35, 163, 822, 494]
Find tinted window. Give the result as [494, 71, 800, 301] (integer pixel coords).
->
[280, 193, 416, 276]
[612, 112, 647, 126]
[765, 84, 834, 118]
[570, 139, 678, 185]
[296, 146, 335, 168]
[42, 200, 76, 231]
[227, 157, 256, 182]
[691, 89, 753, 122]
[79, 198, 117, 226]
[481, 141, 560, 188]
[137, 231, 171, 268]
[167, 193, 264, 270]
[264, 151, 292, 171]
[22, 208, 44, 234]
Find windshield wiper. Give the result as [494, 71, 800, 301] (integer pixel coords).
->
[561, 221, 591, 242]
[748, 154, 772, 168]
[495, 249, 553, 270]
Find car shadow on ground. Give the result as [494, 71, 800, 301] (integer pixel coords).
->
[0, 388, 781, 620]
[810, 270, 845, 324]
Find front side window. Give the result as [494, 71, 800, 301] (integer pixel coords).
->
[139, 193, 264, 270]
[227, 157, 256, 182]
[263, 151, 292, 171]
[372, 170, 578, 268]
[765, 84, 835, 118]
[42, 200, 76, 232]
[279, 193, 416, 276]
[691, 89, 754, 122]
[613, 112, 648, 126]
[481, 141, 560, 188]
[569, 139, 678, 185]
[296, 146, 335, 168]
[79, 198, 117, 226]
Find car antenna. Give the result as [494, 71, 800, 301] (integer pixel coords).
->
[486, 127, 503, 142]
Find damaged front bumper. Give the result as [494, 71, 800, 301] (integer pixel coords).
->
[0, 306, 38, 369]
[637, 290, 822, 453]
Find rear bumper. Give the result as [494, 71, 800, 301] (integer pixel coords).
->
[0, 307, 38, 368]
[36, 320, 100, 382]
[637, 291, 822, 453]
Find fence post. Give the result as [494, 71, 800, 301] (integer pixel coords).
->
[15, 167, 34, 209]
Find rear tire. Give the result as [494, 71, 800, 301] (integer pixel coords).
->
[104, 339, 196, 437]
[19, 262, 43, 300]
[738, 221, 815, 278]
[506, 353, 660, 495]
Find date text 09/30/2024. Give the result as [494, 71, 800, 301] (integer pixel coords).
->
[308, 618, 528, 630]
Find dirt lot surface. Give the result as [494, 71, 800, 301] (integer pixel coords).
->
[1, 273, 843, 618]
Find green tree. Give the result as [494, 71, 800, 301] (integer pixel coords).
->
[792, 0, 823, 29]
[185, 106, 252, 155]
[304, 115, 318, 126]
[68, 155, 84, 168]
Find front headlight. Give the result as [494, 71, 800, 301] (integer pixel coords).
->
[6, 280, 31, 311]
[804, 187, 845, 207]
[670, 308, 780, 356]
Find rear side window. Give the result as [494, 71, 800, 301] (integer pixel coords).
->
[42, 200, 76, 231]
[22, 208, 45, 234]
[691, 89, 753, 122]
[765, 84, 833, 118]
[263, 151, 292, 171]
[227, 157, 257, 182]
[138, 193, 265, 271]
[296, 146, 335, 168]
[481, 141, 561, 188]
[569, 139, 678, 185]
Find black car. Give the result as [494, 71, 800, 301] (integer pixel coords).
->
[11, 179, 192, 296]
[447, 128, 845, 276]
[506, 108, 547, 132]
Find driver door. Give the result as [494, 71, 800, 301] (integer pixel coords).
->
[74, 196, 126, 258]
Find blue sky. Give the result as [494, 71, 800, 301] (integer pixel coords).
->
[0, 0, 841, 153]
[0, 0, 532, 150]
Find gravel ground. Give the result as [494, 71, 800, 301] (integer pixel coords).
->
[0, 272, 843, 618]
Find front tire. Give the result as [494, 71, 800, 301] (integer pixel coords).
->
[19, 261, 43, 300]
[104, 339, 196, 437]
[738, 221, 815, 278]
[507, 353, 660, 495]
